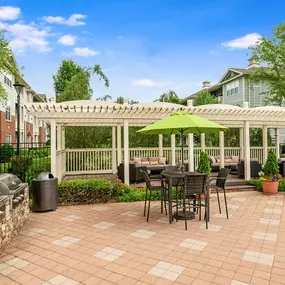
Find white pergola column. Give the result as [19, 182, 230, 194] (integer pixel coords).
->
[158, 134, 163, 158]
[112, 126, 117, 174]
[239, 127, 244, 159]
[201, 133, 206, 151]
[61, 127, 66, 178]
[56, 124, 62, 181]
[244, 121, 251, 181]
[117, 125, 122, 166]
[61, 127, 65, 149]
[275, 128, 280, 159]
[188, 133, 194, 171]
[50, 120, 57, 177]
[123, 120, 129, 185]
[56, 124, 62, 150]
[263, 126, 268, 163]
[219, 131, 225, 169]
[171, 134, 176, 166]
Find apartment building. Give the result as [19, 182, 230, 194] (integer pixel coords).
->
[186, 57, 268, 107]
[0, 69, 47, 145]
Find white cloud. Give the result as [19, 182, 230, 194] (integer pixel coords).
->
[1, 21, 51, 54]
[132, 79, 171, 87]
[0, 6, 20, 21]
[58, 34, 76, 46]
[221, 33, 261, 49]
[70, 47, 100, 57]
[43, 14, 86, 26]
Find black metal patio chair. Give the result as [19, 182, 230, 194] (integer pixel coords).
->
[208, 168, 230, 219]
[141, 169, 168, 222]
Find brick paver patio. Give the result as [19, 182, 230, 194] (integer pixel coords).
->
[1, 191, 285, 285]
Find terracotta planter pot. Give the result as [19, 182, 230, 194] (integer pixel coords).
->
[261, 180, 279, 195]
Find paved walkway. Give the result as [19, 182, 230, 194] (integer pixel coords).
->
[1, 191, 285, 285]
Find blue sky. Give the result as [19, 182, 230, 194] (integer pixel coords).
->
[1, 0, 285, 102]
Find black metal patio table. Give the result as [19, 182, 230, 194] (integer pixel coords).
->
[161, 171, 210, 224]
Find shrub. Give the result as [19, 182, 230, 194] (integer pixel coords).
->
[281, 153, 285, 158]
[260, 149, 280, 181]
[28, 148, 50, 158]
[26, 157, 51, 186]
[10, 156, 33, 182]
[197, 151, 211, 174]
[0, 144, 15, 163]
[58, 179, 112, 205]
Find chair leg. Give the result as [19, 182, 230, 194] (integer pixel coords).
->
[183, 196, 187, 230]
[223, 188, 229, 219]
[160, 189, 163, 214]
[164, 190, 168, 215]
[176, 187, 179, 222]
[147, 190, 152, 222]
[143, 188, 148, 217]
[199, 195, 202, 221]
[205, 196, 208, 229]
[216, 188, 221, 214]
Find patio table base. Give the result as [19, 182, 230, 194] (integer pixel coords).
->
[173, 210, 195, 220]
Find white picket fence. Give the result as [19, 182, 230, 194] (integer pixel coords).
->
[61, 146, 276, 174]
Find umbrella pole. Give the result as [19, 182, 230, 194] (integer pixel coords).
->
[181, 131, 184, 172]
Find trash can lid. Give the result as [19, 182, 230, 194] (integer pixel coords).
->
[36, 172, 54, 180]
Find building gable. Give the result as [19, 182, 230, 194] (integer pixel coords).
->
[218, 68, 244, 85]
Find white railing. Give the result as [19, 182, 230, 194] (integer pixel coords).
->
[66, 148, 112, 174]
[63, 146, 276, 175]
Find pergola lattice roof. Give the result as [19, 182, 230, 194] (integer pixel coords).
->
[25, 100, 285, 128]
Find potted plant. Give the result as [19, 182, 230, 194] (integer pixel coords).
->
[259, 149, 282, 195]
[197, 152, 211, 200]
[197, 151, 212, 175]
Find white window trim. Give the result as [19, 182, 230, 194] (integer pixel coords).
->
[5, 134, 12, 144]
[5, 104, 11, 121]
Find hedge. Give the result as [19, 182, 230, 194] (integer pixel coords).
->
[58, 179, 113, 205]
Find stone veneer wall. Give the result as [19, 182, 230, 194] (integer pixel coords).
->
[0, 186, 29, 253]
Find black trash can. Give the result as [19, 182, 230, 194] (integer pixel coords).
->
[32, 173, 58, 212]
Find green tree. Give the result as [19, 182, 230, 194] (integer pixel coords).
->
[97, 95, 112, 101]
[249, 22, 285, 105]
[156, 90, 181, 104]
[193, 90, 219, 106]
[0, 29, 22, 102]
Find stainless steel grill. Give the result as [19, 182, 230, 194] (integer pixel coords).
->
[0, 174, 27, 209]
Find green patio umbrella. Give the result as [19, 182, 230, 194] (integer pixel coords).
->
[137, 111, 228, 170]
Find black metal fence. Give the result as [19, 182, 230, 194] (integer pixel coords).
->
[0, 143, 51, 184]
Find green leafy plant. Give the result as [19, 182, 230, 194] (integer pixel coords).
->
[259, 149, 281, 181]
[197, 151, 212, 174]
[0, 144, 15, 163]
[58, 179, 112, 205]
[26, 157, 51, 186]
[10, 156, 33, 182]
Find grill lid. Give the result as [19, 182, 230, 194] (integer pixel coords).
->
[0, 173, 22, 195]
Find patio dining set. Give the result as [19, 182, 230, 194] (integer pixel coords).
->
[141, 166, 231, 230]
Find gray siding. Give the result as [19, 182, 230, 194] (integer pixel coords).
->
[222, 77, 244, 106]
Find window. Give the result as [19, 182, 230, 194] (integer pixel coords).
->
[4, 75, 12, 87]
[5, 134, 12, 144]
[5, 104, 11, 120]
[226, 80, 239, 97]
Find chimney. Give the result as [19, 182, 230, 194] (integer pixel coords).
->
[187, 99, 193, 107]
[248, 55, 260, 69]
[49, 97, 56, 103]
[202, 80, 211, 89]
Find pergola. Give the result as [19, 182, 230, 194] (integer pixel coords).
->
[25, 99, 285, 184]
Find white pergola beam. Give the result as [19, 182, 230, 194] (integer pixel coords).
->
[275, 128, 280, 159]
[188, 133, 194, 171]
[112, 126, 117, 174]
[219, 131, 225, 169]
[50, 120, 57, 177]
[263, 126, 268, 163]
[171, 134, 176, 166]
[123, 120, 129, 185]
[244, 121, 251, 181]
[117, 125, 122, 166]
[158, 134, 163, 158]
[201, 133, 206, 151]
